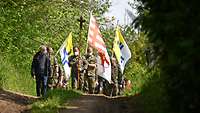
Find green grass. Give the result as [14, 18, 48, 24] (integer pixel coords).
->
[0, 54, 169, 113]
[0, 56, 82, 113]
[0, 55, 36, 95]
[124, 65, 170, 113]
[32, 89, 82, 113]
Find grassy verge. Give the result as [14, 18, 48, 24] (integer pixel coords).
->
[0, 55, 36, 95]
[124, 65, 170, 113]
[31, 89, 82, 113]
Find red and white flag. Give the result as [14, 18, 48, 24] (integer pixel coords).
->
[87, 14, 111, 83]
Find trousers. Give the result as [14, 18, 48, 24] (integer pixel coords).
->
[36, 75, 48, 97]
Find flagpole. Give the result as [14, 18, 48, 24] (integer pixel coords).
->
[77, 0, 87, 89]
[85, 0, 93, 54]
[55, 47, 61, 57]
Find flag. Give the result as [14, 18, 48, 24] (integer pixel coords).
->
[113, 27, 131, 73]
[87, 14, 111, 83]
[59, 32, 73, 80]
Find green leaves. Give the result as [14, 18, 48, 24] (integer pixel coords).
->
[0, 0, 110, 94]
[134, 0, 200, 113]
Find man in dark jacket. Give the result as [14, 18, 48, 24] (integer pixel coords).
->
[31, 45, 51, 97]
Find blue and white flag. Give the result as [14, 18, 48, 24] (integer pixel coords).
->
[113, 27, 131, 73]
[59, 32, 73, 80]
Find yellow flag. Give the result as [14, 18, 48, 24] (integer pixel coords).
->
[113, 27, 131, 73]
[59, 32, 73, 80]
[64, 32, 73, 56]
[113, 28, 121, 64]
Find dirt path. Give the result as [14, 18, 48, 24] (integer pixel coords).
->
[0, 90, 143, 113]
[0, 90, 38, 113]
[59, 94, 143, 113]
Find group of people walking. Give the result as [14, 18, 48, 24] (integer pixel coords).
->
[31, 45, 126, 97]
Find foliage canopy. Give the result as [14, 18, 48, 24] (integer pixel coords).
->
[134, 0, 200, 113]
[0, 0, 110, 93]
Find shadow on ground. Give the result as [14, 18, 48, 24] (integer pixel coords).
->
[0, 90, 38, 113]
[0, 89, 143, 113]
[59, 94, 143, 113]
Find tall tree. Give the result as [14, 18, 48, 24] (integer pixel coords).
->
[0, 0, 110, 67]
[0, 0, 110, 92]
[134, 0, 200, 113]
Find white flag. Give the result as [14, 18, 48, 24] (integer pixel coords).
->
[96, 53, 112, 83]
[87, 14, 111, 83]
[59, 32, 73, 80]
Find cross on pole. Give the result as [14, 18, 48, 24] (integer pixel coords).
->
[78, 16, 86, 30]
[77, 15, 85, 89]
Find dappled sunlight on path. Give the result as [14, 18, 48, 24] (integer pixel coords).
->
[0, 90, 143, 113]
[0, 90, 38, 113]
[59, 94, 143, 113]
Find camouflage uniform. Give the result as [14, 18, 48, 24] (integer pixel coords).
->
[77, 57, 87, 90]
[69, 55, 79, 89]
[103, 79, 111, 96]
[56, 64, 66, 88]
[84, 54, 96, 94]
[118, 65, 124, 95]
[97, 76, 104, 94]
[111, 57, 119, 96]
[47, 57, 55, 89]
[52, 58, 59, 88]
[52, 58, 64, 88]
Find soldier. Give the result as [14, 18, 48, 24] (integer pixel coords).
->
[118, 66, 125, 95]
[103, 78, 111, 96]
[56, 64, 67, 88]
[47, 47, 54, 90]
[97, 76, 104, 94]
[77, 58, 87, 91]
[52, 57, 68, 89]
[52, 58, 59, 88]
[95, 54, 105, 94]
[68, 47, 80, 89]
[110, 56, 119, 96]
[84, 47, 97, 94]
[31, 45, 51, 97]
[83, 57, 89, 92]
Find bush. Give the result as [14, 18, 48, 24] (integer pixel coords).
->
[121, 29, 170, 113]
[134, 0, 200, 113]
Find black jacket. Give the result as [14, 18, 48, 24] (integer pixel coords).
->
[31, 51, 51, 77]
[69, 55, 79, 78]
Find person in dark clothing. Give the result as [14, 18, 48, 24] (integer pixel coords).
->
[46, 47, 54, 90]
[68, 47, 80, 89]
[31, 45, 51, 97]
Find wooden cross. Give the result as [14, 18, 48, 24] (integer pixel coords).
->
[78, 16, 86, 30]
[77, 15, 85, 89]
